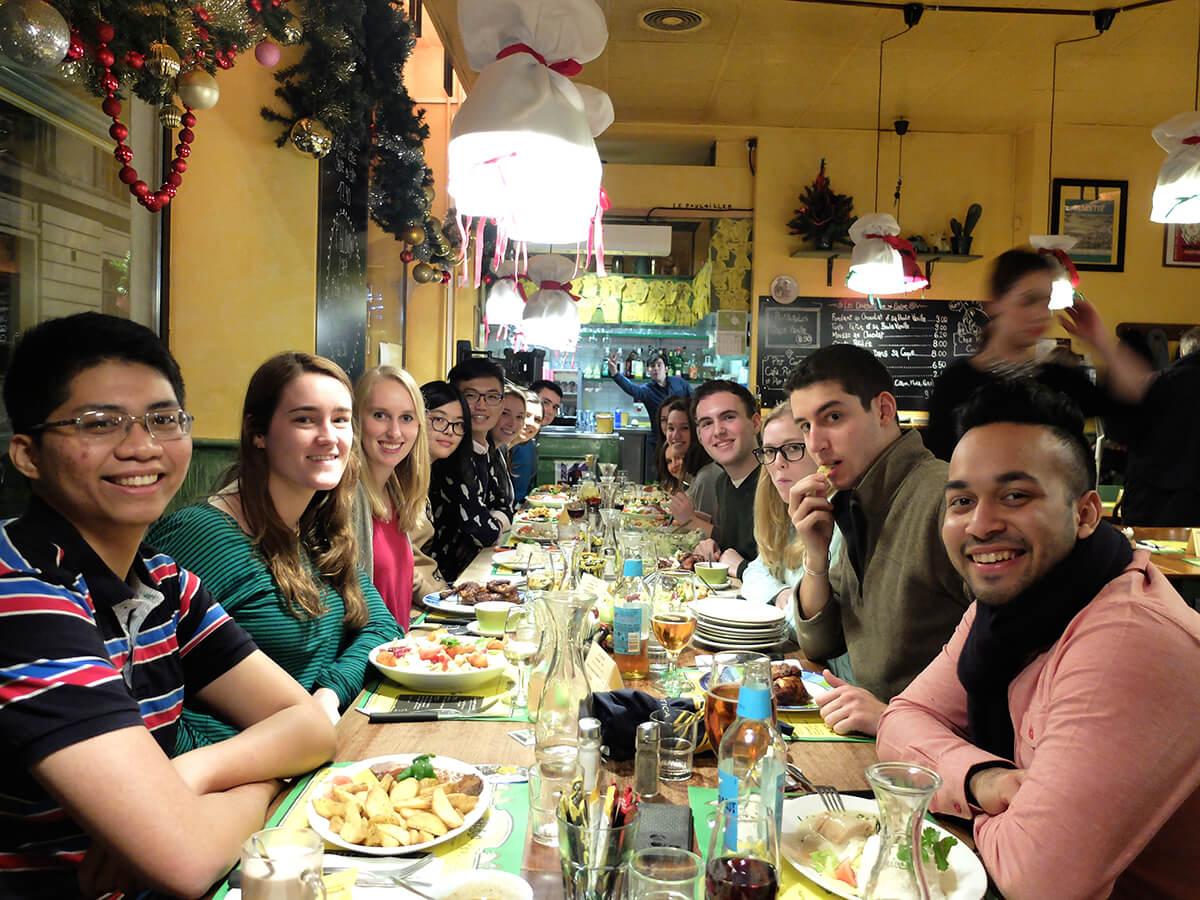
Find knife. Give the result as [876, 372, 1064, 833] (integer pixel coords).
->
[368, 695, 501, 723]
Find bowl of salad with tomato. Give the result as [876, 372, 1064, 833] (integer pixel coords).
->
[369, 631, 509, 692]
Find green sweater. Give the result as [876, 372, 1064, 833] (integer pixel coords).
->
[149, 503, 400, 751]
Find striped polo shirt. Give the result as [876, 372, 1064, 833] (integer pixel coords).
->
[0, 497, 256, 895]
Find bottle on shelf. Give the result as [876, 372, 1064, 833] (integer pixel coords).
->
[688, 351, 700, 381]
[631, 348, 644, 379]
[716, 655, 788, 848]
[624, 347, 636, 378]
[612, 559, 650, 680]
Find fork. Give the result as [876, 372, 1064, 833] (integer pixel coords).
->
[786, 762, 845, 811]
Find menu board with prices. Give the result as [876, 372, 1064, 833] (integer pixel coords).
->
[755, 295, 986, 411]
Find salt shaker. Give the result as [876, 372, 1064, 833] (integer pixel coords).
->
[634, 721, 661, 800]
[578, 717, 602, 793]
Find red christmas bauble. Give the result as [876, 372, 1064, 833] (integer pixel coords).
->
[101, 73, 119, 93]
[66, 40, 83, 60]
[96, 47, 114, 67]
[155, 190, 171, 207]
[144, 197, 162, 212]
[118, 165, 137, 184]
[216, 55, 233, 69]
[163, 185, 177, 198]
[181, 111, 196, 128]
[166, 172, 183, 187]
[175, 144, 191, 158]
[97, 23, 115, 44]
[400, 250, 414, 263]
[179, 128, 195, 144]
[131, 181, 150, 199]
[125, 51, 144, 69]
[114, 145, 133, 164]
[441, 271, 452, 284]
[194, 5, 210, 21]
[102, 97, 121, 117]
[109, 122, 128, 141]
[249, 0, 262, 10]
[171, 158, 187, 174]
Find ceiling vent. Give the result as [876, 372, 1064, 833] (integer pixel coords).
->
[640, 8, 706, 34]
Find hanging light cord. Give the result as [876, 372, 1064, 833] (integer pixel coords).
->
[874, 25, 913, 208]
[894, 132, 905, 220]
[1046, 29, 1105, 230]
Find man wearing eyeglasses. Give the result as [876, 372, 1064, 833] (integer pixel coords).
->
[786, 345, 968, 737]
[0, 313, 334, 897]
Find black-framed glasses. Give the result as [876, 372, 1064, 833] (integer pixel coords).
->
[428, 414, 466, 436]
[462, 389, 503, 407]
[32, 408, 194, 442]
[753, 442, 806, 465]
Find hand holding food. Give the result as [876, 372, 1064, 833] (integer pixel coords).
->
[788, 473, 835, 558]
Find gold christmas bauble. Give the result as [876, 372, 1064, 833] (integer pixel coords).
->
[158, 102, 183, 130]
[401, 225, 426, 246]
[411, 262, 438, 284]
[289, 117, 333, 159]
[146, 42, 181, 79]
[422, 184, 435, 205]
[280, 21, 303, 45]
[176, 69, 219, 111]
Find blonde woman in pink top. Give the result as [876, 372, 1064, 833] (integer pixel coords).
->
[877, 379, 1200, 900]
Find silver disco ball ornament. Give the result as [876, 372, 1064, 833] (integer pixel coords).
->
[0, 0, 70, 71]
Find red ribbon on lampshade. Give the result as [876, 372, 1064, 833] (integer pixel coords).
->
[496, 43, 583, 77]
[1039, 247, 1080, 287]
[498, 274, 529, 302]
[1182, 135, 1200, 145]
[540, 280, 580, 301]
[863, 233, 928, 286]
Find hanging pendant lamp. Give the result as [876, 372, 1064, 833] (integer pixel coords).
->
[847, 213, 928, 296]
[1150, 112, 1200, 223]
[521, 254, 581, 351]
[1030, 235, 1080, 309]
[485, 259, 526, 335]
[448, 0, 615, 262]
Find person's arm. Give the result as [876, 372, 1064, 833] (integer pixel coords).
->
[1060, 298, 1156, 403]
[34, 727, 282, 898]
[788, 472, 836, 621]
[410, 509, 449, 599]
[966, 595, 1200, 899]
[433, 468, 503, 549]
[313, 573, 401, 708]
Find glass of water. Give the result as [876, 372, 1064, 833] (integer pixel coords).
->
[628, 847, 703, 900]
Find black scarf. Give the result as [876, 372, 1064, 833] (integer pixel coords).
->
[831, 490, 869, 583]
[956, 520, 1133, 759]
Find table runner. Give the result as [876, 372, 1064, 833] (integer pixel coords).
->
[213, 763, 530, 898]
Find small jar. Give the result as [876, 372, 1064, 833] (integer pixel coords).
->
[578, 717, 602, 793]
[634, 721, 661, 800]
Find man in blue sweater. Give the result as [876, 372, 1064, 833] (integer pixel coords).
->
[607, 351, 692, 460]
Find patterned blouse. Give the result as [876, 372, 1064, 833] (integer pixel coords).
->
[427, 442, 515, 581]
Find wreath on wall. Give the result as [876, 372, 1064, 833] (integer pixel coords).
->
[1, 0, 454, 274]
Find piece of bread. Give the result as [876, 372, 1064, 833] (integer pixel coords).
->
[816, 464, 838, 501]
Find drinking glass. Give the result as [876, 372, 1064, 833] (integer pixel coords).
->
[704, 651, 774, 750]
[557, 805, 640, 899]
[649, 575, 697, 696]
[503, 606, 539, 710]
[530, 759, 582, 847]
[704, 799, 780, 900]
[650, 706, 700, 782]
[240, 827, 326, 900]
[628, 847, 703, 900]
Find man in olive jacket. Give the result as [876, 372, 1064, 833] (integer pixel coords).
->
[786, 345, 968, 736]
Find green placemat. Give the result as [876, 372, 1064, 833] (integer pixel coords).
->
[354, 675, 530, 722]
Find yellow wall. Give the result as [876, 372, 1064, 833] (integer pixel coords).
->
[169, 53, 317, 440]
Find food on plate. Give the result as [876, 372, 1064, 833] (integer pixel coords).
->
[375, 633, 504, 673]
[817, 464, 838, 501]
[789, 810, 958, 896]
[312, 755, 481, 849]
[516, 506, 558, 522]
[657, 552, 699, 571]
[439, 579, 521, 606]
[770, 663, 812, 706]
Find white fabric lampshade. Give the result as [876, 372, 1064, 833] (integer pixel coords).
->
[521, 254, 580, 350]
[485, 260, 525, 327]
[845, 213, 927, 296]
[449, 0, 614, 245]
[1151, 112, 1200, 224]
[1030, 234, 1079, 310]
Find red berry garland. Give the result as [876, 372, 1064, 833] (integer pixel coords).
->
[95, 24, 196, 214]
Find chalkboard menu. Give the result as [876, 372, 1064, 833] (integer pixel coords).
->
[756, 295, 987, 410]
[315, 138, 368, 381]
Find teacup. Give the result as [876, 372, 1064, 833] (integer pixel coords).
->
[694, 562, 730, 586]
[476, 600, 516, 635]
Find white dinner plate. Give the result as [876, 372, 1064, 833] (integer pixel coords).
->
[492, 548, 543, 571]
[691, 598, 787, 627]
[420, 593, 480, 618]
[781, 794, 986, 900]
[694, 634, 787, 651]
[308, 754, 494, 856]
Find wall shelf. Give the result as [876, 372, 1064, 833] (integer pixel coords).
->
[789, 249, 983, 288]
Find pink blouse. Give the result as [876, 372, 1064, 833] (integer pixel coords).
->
[372, 516, 414, 630]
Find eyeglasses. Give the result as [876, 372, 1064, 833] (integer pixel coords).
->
[32, 408, 194, 442]
[428, 414, 466, 436]
[462, 390, 503, 407]
[752, 442, 806, 465]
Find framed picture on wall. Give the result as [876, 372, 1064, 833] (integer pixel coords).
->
[1162, 223, 1200, 267]
[1050, 178, 1128, 272]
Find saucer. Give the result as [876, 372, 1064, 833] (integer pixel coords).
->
[466, 621, 505, 637]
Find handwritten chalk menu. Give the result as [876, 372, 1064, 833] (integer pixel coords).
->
[315, 138, 368, 382]
[756, 296, 986, 410]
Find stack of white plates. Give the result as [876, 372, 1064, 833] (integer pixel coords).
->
[690, 598, 787, 650]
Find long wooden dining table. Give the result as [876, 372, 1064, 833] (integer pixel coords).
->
[323, 546, 884, 897]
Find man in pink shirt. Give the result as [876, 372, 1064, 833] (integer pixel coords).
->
[877, 379, 1200, 900]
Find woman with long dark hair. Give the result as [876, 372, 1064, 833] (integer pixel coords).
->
[655, 396, 710, 493]
[151, 352, 399, 747]
[925, 248, 1146, 461]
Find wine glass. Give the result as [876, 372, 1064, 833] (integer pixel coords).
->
[704, 798, 780, 900]
[650, 574, 697, 696]
[503, 606, 539, 710]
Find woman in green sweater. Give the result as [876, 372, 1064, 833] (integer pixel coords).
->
[150, 352, 400, 751]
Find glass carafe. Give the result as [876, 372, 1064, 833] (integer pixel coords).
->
[862, 762, 943, 900]
[532, 591, 594, 775]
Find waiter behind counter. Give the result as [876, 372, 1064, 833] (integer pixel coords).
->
[606, 351, 693, 457]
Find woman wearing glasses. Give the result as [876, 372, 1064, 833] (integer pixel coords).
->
[352, 366, 430, 630]
[423, 365, 514, 581]
[744, 405, 848, 668]
[149, 352, 400, 746]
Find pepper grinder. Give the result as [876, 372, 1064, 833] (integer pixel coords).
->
[634, 721, 661, 801]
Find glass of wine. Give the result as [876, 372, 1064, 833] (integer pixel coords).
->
[503, 606, 539, 710]
[704, 651, 774, 750]
[705, 798, 780, 900]
[650, 574, 697, 696]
